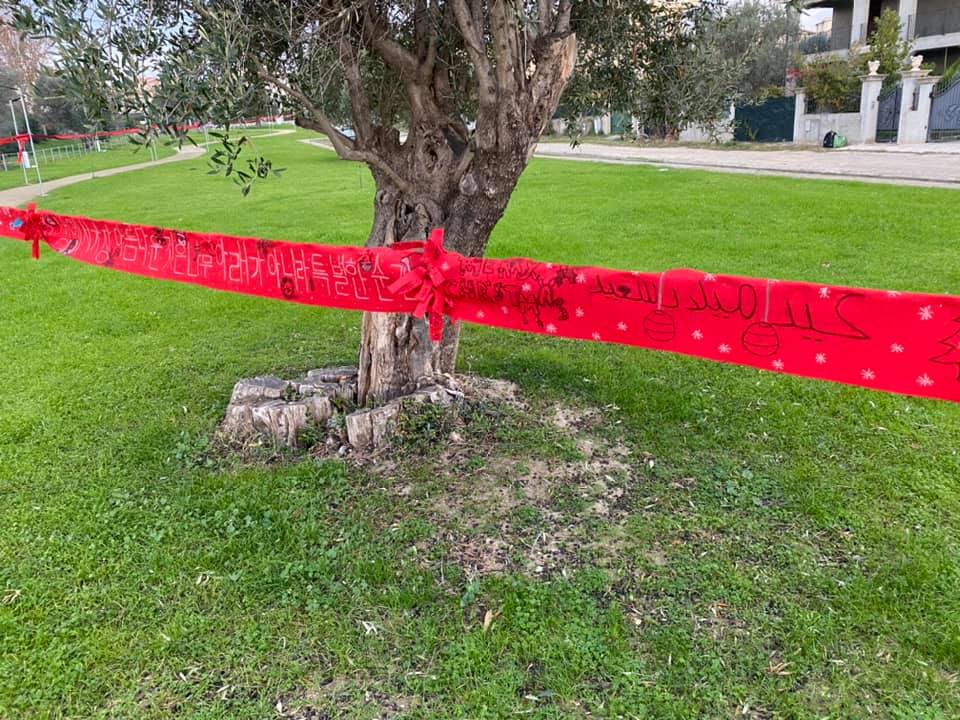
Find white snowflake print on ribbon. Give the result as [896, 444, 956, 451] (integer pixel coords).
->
[890, 343, 905, 353]
[815, 353, 827, 365]
[718, 343, 732, 354]
[575, 272, 587, 284]
[818, 287, 831, 299]
[500, 306, 510, 315]
[860, 368, 876, 381]
[703, 273, 716, 282]
[691, 329, 704, 341]
[772, 359, 785, 371]
[575, 307, 585, 318]
[591, 332, 602, 341]
[476, 310, 485, 320]
[917, 373, 935, 387]
[521, 282, 532, 292]
[617, 322, 628, 332]
[919, 305, 934, 321]
[545, 323, 557, 334]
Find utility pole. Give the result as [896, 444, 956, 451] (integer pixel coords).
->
[18, 93, 45, 195]
[9, 99, 29, 185]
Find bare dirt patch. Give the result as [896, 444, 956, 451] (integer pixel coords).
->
[278, 675, 418, 719]
[367, 379, 656, 579]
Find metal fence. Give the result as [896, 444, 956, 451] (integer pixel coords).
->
[928, 77, 960, 143]
[734, 97, 796, 143]
[0, 138, 118, 174]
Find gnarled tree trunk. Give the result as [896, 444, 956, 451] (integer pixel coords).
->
[354, 137, 544, 405]
[290, 11, 579, 408]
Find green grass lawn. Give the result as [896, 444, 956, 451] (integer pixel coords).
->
[1, 129, 958, 719]
[0, 139, 179, 191]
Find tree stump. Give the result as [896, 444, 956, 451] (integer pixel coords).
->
[219, 367, 462, 452]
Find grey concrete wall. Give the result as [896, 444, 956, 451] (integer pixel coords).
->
[915, 0, 960, 36]
[796, 112, 863, 145]
[833, 6, 855, 49]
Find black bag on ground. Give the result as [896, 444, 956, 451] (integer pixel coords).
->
[822, 131, 836, 148]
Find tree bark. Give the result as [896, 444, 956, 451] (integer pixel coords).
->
[354, 153, 521, 406]
[355, 182, 460, 406]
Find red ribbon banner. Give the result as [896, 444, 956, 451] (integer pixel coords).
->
[2, 205, 959, 403]
[0, 124, 203, 148]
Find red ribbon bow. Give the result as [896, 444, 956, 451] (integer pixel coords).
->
[20, 204, 47, 260]
[388, 228, 453, 342]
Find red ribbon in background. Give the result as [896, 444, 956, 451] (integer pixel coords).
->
[2, 205, 959, 403]
[0, 120, 280, 148]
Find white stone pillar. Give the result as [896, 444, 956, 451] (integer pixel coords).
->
[793, 89, 807, 145]
[898, 60, 941, 144]
[858, 66, 886, 144]
[851, 0, 870, 46]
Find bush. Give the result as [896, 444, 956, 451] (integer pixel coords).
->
[801, 58, 860, 112]
[939, 58, 960, 91]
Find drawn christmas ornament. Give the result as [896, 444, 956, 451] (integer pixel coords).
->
[931, 316, 960, 380]
[741, 321, 780, 357]
[643, 309, 676, 342]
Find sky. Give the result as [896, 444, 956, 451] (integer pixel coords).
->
[800, 7, 833, 30]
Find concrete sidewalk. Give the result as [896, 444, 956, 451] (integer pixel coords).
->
[534, 141, 960, 189]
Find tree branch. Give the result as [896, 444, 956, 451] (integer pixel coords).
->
[537, 0, 553, 35]
[253, 54, 414, 198]
[450, 0, 497, 108]
[297, 117, 414, 197]
[362, 3, 419, 79]
[251, 58, 355, 155]
[556, 1, 573, 32]
[490, 0, 521, 97]
[338, 34, 374, 144]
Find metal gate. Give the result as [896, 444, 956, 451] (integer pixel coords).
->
[876, 84, 902, 143]
[928, 77, 960, 143]
[733, 96, 796, 142]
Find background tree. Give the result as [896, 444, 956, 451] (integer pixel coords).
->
[31, 70, 90, 135]
[0, 68, 26, 137]
[858, 8, 911, 88]
[0, 22, 49, 94]
[560, 1, 743, 141]
[713, 0, 801, 102]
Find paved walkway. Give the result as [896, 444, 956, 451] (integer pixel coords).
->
[534, 141, 960, 189]
[0, 128, 296, 208]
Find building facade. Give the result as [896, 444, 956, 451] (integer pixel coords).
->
[802, 0, 960, 71]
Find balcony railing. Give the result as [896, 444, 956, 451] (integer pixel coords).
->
[800, 23, 854, 54]
[913, 7, 960, 38]
[800, 31, 831, 54]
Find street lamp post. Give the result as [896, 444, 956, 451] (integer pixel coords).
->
[19, 93, 45, 195]
[8, 99, 30, 186]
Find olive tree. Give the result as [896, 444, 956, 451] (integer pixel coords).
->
[5, 1, 716, 404]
